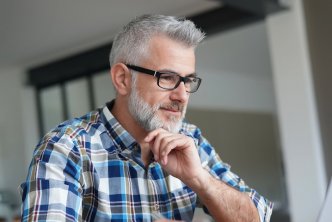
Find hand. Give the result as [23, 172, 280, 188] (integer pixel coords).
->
[155, 219, 183, 222]
[144, 128, 205, 185]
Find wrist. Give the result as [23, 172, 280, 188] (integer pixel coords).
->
[184, 169, 210, 191]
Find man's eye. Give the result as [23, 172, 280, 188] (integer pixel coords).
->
[160, 74, 176, 81]
[184, 77, 195, 83]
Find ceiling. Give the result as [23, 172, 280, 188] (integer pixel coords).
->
[0, 0, 221, 68]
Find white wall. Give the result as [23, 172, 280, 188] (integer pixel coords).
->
[193, 22, 276, 113]
[190, 68, 276, 113]
[0, 67, 27, 204]
[0, 124, 4, 189]
[266, 0, 327, 221]
[20, 86, 39, 168]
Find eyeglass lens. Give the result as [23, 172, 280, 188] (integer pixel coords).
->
[158, 73, 200, 92]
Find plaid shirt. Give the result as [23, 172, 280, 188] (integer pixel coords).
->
[20, 102, 273, 221]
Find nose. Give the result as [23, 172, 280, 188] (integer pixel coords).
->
[170, 81, 189, 103]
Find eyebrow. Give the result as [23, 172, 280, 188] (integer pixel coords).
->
[158, 69, 197, 77]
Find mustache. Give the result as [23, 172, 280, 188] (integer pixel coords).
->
[159, 102, 184, 112]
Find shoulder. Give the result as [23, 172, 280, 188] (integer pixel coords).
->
[181, 121, 216, 157]
[181, 121, 208, 150]
[59, 110, 102, 137]
[35, 110, 104, 155]
[181, 121, 202, 139]
[45, 110, 103, 141]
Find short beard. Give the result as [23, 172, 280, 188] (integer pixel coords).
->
[128, 83, 185, 133]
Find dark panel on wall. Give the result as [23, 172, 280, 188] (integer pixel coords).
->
[28, 43, 112, 88]
[222, 0, 286, 15]
[27, 2, 286, 88]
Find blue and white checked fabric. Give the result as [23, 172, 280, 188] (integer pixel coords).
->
[20, 102, 273, 221]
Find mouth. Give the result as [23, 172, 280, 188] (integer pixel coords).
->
[160, 107, 181, 114]
[159, 104, 182, 116]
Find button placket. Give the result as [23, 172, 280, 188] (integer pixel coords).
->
[147, 164, 160, 215]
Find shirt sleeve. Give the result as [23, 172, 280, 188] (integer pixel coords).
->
[20, 133, 83, 221]
[186, 125, 274, 222]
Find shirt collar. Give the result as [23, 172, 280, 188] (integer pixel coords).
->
[100, 100, 137, 152]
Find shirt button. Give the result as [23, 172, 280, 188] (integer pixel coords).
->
[154, 203, 159, 211]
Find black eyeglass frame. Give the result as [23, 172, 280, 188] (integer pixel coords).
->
[126, 64, 202, 93]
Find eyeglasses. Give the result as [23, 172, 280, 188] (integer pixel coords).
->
[126, 64, 202, 93]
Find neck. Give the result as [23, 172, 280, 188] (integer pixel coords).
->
[111, 98, 152, 166]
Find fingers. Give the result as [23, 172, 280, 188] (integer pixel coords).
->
[144, 129, 191, 165]
[159, 136, 186, 165]
[144, 128, 165, 143]
[151, 131, 173, 162]
[145, 128, 164, 161]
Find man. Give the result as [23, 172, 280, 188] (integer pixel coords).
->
[21, 15, 273, 221]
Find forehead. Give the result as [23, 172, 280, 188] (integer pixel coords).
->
[141, 35, 196, 74]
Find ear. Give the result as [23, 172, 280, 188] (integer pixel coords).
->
[110, 63, 132, 96]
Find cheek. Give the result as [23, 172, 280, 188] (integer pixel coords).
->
[137, 86, 169, 105]
[147, 94, 169, 106]
[136, 77, 160, 95]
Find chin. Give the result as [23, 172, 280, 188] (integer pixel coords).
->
[162, 120, 183, 133]
[155, 112, 184, 133]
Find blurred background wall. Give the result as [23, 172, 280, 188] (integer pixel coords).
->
[0, 0, 330, 221]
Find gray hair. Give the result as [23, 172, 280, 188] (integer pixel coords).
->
[109, 14, 205, 66]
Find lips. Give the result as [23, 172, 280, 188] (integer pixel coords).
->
[160, 103, 182, 113]
[161, 107, 180, 113]
[159, 103, 184, 118]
